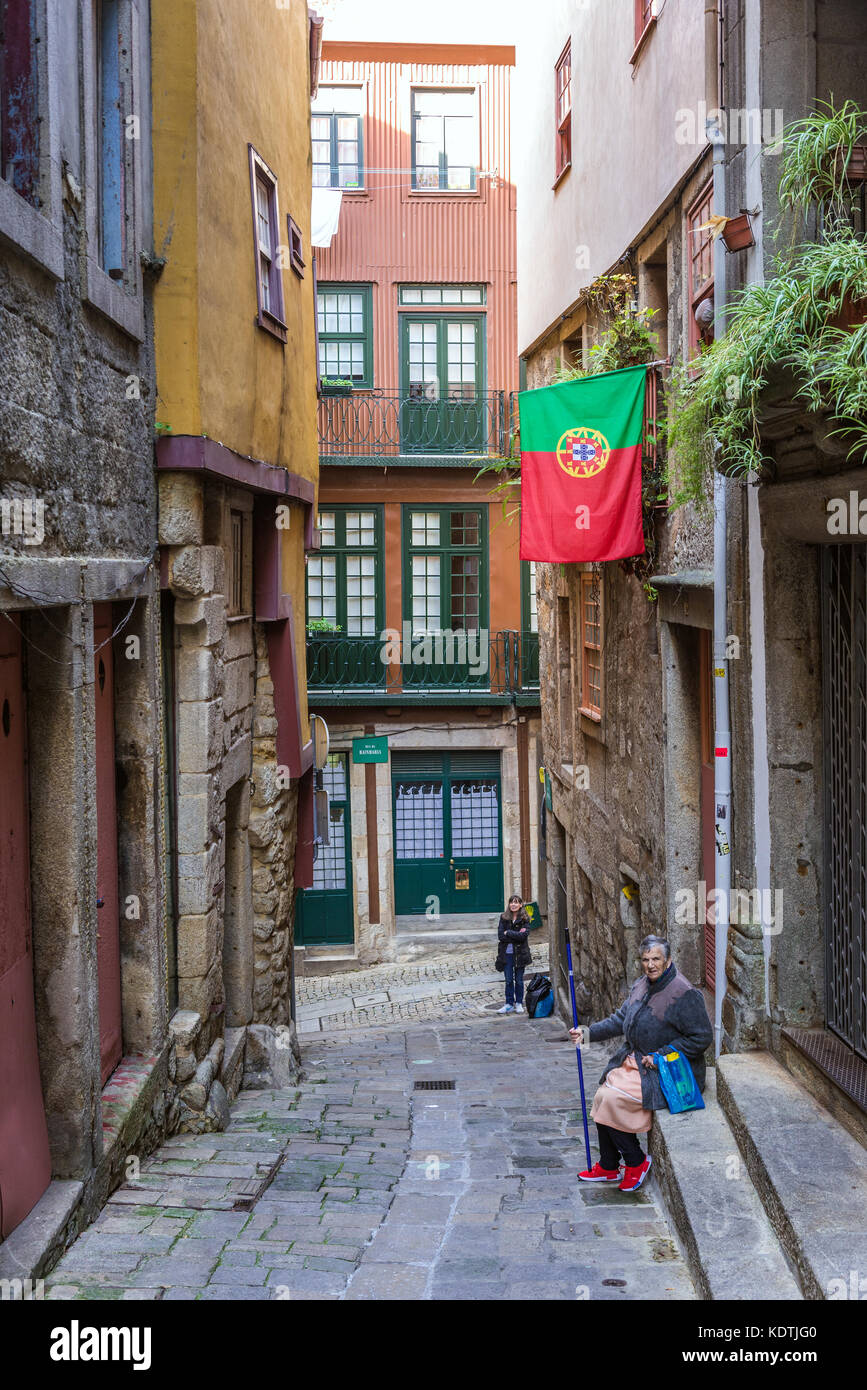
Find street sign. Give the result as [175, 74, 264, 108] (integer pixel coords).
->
[352, 736, 388, 764]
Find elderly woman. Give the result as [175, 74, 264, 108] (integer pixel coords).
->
[569, 935, 713, 1193]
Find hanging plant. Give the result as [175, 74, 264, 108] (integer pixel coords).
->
[665, 103, 867, 509]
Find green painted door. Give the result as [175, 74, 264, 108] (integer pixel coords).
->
[399, 315, 485, 454]
[295, 753, 354, 944]
[392, 751, 502, 914]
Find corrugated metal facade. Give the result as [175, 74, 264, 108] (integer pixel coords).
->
[316, 45, 518, 393]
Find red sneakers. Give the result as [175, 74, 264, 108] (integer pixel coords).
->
[578, 1162, 622, 1183]
[619, 1155, 652, 1192]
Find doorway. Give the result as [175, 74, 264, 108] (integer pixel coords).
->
[295, 752, 354, 945]
[93, 603, 122, 1085]
[392, 750, 503, 915]
[0, 615, 51, 1238]
[399, 315, 485, 454]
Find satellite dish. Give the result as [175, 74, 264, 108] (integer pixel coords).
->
[311, 713, 330, 771]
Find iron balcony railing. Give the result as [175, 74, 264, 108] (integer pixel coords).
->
[318, 388, 517, 461]
[307, 629, 540, 699]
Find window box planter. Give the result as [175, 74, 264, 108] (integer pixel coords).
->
[320, 379, 355, 397]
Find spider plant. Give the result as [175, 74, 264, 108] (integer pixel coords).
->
[778, 99, 867, 216]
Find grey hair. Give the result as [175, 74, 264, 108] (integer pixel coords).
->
[638, 934, 671, 960]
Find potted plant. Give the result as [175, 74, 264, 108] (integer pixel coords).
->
[320, 377, 354, 397]
[722, 213, 755, 252]
[307, 620, 343, 634]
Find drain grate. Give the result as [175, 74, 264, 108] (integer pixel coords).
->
[413, 1080, 456, 1091]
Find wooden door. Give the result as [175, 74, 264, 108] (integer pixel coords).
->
[94, 604, 122, 1085]
[0, 616, 51, 1238]
[700, 631, 716, 988]
[295, 754, 354, 945]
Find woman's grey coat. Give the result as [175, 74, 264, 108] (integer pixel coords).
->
[587, 962, 713, 1110]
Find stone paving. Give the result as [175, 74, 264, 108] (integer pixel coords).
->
[45, 1005, 695, 1302]
[296, 944, 550, 1033]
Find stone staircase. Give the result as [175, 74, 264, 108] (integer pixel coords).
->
[651, 1051, 867, 1300]
[394, 912, 500, 962]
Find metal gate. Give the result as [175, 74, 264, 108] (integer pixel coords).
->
[822, 545, 867, 1060]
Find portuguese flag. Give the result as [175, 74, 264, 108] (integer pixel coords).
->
[519, 364, 647, 563]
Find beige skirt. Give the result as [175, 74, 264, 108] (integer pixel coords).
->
[589, 1053, 653, 1134]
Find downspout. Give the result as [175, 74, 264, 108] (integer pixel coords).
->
[707, 3, 732, 1060]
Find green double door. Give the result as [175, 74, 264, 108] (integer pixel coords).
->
[399, 315, 485, 454]
[392, 751, 503, 915]
[295, 753, 354, 945]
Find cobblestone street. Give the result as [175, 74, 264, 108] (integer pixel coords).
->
[295, 946, 549, 1033]
[46, 964, 695, 1302]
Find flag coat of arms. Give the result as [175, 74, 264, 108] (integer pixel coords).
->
[518, 364, 647, 563]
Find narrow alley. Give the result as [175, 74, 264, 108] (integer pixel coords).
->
[46, 997, 694, 1302]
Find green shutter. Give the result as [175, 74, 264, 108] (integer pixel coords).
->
[390, 750, 501, 777]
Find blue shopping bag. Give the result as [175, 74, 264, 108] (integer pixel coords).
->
[653, 1049, 705, 1114]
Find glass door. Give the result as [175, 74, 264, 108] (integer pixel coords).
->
[296, 754, 354, 944]
[399, 315, 484, 454]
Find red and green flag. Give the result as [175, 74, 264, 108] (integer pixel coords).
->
[518, 364, 647, 563]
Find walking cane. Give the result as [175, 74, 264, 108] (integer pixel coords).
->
[564, 924, 592, 1172]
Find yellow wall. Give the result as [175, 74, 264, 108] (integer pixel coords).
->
[152, 0, 319, 737]
[152, 0, 319, 480]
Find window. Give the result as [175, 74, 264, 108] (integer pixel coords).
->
[307, 506, 383, 635]
[404, 506, 486, 635]
[554, 42, 571, 182]
[579, 573, 603, 719]
[228, 509, 252, 617]
[248, 146, 286, 340]
[287, 213, 304, 277]
[411, 89, 477, 192]
[399, 284, 485, 306]
[1, 0, 39, 205]
[633, 0, 661, 52]
[97, 0, 128, 278]
[687, 181, 714, 358]
[311, 86, 364, 189]
[522, 561, 538, 634]
[317, 283, 373, 386]
[311, 754, 349, 891]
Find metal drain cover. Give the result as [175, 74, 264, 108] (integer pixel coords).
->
[413, 1080, 456, 1091]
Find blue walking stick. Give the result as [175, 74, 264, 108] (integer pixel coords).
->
[564, 925, 592, 1172]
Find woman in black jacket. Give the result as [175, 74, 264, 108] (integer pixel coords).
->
[495, 894, 532, 1014]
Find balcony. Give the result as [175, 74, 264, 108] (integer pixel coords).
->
[306, 630, 540, 706]
[317, 389, 517, 467]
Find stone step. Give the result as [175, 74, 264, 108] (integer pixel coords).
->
[394, 930, 497, 962]
[716, 1051, 867, 1299]
[650, 1071, 802, 1300]
[295, 946, 361, 977]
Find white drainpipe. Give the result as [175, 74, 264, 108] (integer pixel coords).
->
[709, 114, 731, 1060]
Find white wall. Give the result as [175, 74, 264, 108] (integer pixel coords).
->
[516, 0, 706, 355]
[317, 0, 520, 44]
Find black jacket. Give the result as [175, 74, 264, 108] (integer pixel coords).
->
[495, 912, 532, 970]
[588, 962, 713, 1110]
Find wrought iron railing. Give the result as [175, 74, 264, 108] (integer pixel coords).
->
[307, 629, 540, 698]
[318, 389, 517, 460]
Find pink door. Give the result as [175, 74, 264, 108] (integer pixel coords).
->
[94, 605, 122, 1085]
[0, 616, 51, 1238]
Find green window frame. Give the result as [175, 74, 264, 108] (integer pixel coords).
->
[311, 86, 364, 189]
[317, 283, 373, 387]
[307, 506, 384, 635]
[402, 505, 488, 635]
[521, 561, 539, 635]
[399, 284, 486, 306]
[411, 88, 477, 192]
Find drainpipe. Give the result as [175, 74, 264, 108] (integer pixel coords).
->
[707, 4, 731, 1060]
